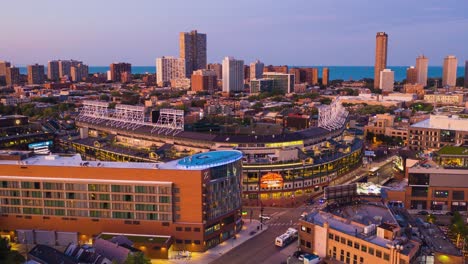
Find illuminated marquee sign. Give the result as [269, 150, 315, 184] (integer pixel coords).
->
[260, 172, 284, 189]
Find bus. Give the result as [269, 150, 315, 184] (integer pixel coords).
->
[275, 227, 298, 247]
[368, 166, 380, 177]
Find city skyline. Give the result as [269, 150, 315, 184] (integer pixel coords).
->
[1, 0, 467, 66]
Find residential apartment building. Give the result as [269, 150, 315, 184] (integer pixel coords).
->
[416, 55, 428, 87]
[156, 57, 185, 86]
[70, 63, 89, 82]
[250, 60, 264, 80]
[207, 63, 222, 80]
[442, 55, 457, 87]
[110, 62, 131, 83]
[179, 30, 207, 77]
[406, 66, 417, 84]
[322, 68, 329, 86]
[374, 32, 388, 89]
[379, 69, 394, 92]
[27, 64, 45, 85]
[47, 60, 60, 81]
[0, 150, 243, 252]
[423, 93, 464, 106]
[6, 66, 20, 86]
[364, 113, 408, 144]
[191, 69, 217, 93]
[222, 57, 244, 93]
[299, 200, 420, 264]
[408, 115, 468, 151]
[262, 72, 295, 94]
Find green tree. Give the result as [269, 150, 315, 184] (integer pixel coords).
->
[123, 252, 151, 264]
[0, 238, 25, 264]
[450, 212, 467, 247]
[100, 94, 110, 101]
[426, 214, 437, 224]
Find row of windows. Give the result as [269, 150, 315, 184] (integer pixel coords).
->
[2, 200, 171, 213]
[175, 239, 201, 245]
[6, 207, 172, 221]
[328, 233, 390, 260]
[175, 227, 201, 232]
[2, 181, 172, 195]
[0, 190, 172, 204]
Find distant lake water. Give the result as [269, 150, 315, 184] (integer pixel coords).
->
[18, 65, 465, 82]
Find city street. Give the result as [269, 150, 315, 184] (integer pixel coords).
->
[211, 205, 309, 264]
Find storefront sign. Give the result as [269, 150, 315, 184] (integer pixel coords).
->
[260, 172, 284, 189]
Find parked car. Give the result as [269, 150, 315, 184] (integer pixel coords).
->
[293, 251, 304, 258]
[417, 211, 429, 215]
[445, 212, 454, 216]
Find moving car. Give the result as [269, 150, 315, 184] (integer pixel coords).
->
[259, 214, 271, 220]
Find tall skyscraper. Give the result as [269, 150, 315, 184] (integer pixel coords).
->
[379, 69, 394, 92]
[289, 68, 302, 84]
[311, 68, 319, 85]
[406, 66, 417, 84]
[156, 57, 185, 86]
[322, 68, 329, 86]
[6, 66, 20, 86]
[374, 32, 388, 89]
[442, 55, 457, 87]
[110, 62, 132, 82]
[180, 30, 207, 78]
[47, 60, 60, 81]
[58, 60, 82, 78]
[415, 55, 428, 87]
[27, 64, 45, 85]
[465, 61, 468, 88]
[71, 63, 89, 82]
[207, 63, 222, 80]
[0, 61, 11, 77]
[222, 57, 244, 93]
[250, 60, 264, 80]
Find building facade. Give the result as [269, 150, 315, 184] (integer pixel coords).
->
[222, 57, 244, 93]
[322, 67, 329, 86]
[423, 93, 464, 106]
[0, 61, 11, 77]
[6, 66, 20, 86]
[207, 63, 222, 80]
[70, 63, 89, 82]
[47, 60, 60, 81]
[406, 66, 417, 84]
[464, 61, 468, 88]
[250, 60, 264, 81]
[408, 115, 468, 151]
[191, 69, 217, 93]
[443, 55, 457, 87]
[407, 165, 468, 212]
[27, 64, 45, 85]
[179, 30, 207, 78]
[156, 57, 185, 86]
[261, 72, 295, 94]
[299, 201, 420, 264]
[379, 69, 394, 92]
[0, 150, 243, 252]
[250, 78, 274, 93]
[110, 63, 132, 83]
[374, 32, 388, 89]
[416, 55, 428, 87]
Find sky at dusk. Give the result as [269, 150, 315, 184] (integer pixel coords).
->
[2, 0, 467, 66]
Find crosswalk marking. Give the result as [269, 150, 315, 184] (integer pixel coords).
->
[267, 222, 300, 226]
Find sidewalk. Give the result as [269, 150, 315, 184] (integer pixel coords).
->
[151, 219, 268, 264]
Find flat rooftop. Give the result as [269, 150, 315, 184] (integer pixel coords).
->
[411, 115, 468, 131]
[0, 150, 242, 171]
[304, 202, 418, 256]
